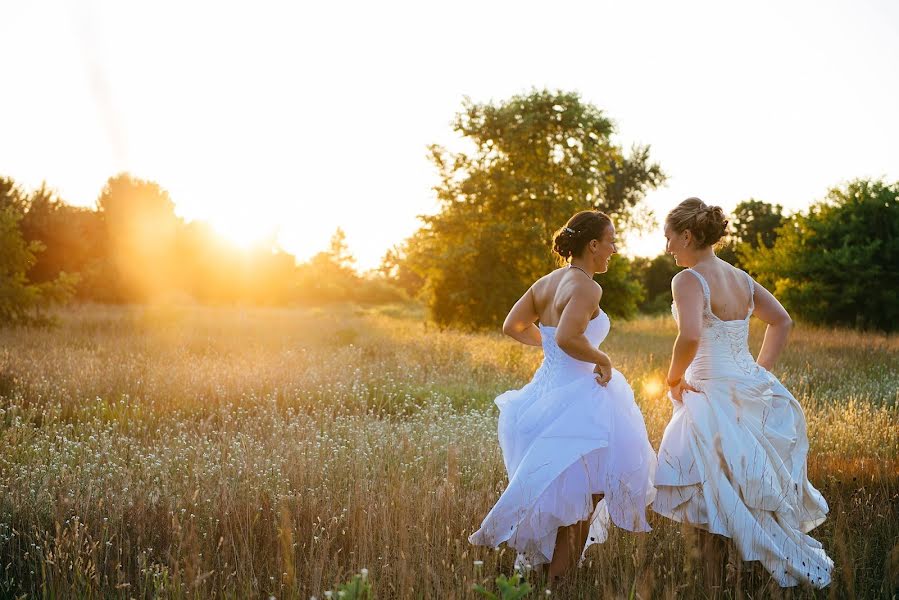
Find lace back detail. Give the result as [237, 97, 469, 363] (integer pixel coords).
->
[675, 268, 758, 378]
[539, 334, 570, 372]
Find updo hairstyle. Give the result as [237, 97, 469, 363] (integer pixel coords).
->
[665, 197, 728, 248]
[552, 210, 612, 260]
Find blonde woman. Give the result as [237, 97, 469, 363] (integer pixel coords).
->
[654, 197, 832, 588]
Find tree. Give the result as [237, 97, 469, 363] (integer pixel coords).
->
[0, 177, 27, 215]
[595, 255, 645, 319]
[632, 253, 680, 314]
[403, 90, 665, 329]
[20, 183, 98, 288]
[741, 178, 899, 331]
[379, 243, 425, 298]
[0, 177, 77, 325]
[731, 199, 784, 249]
[716, 199, 785, 266]
[296, 229, 405, 305]
[96, 173, 182, 301]
[0, 203, 76, 326]
[328, 228, 355, 270]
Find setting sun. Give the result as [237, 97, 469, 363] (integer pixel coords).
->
[208, 212, 279, 251]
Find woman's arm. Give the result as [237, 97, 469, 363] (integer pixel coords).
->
[667, 272, 704, 399]
[751, 280, 793, 370]
[555, 282, 612, 384]
[502, 286, 542, 347]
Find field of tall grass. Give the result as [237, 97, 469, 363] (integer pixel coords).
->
[0, 304, 896, 598]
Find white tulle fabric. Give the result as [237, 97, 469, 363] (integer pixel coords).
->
[469, 311, 657, 567]
[654, 268, 833, 588]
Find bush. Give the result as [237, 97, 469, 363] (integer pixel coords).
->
[740, 178, 899, 331]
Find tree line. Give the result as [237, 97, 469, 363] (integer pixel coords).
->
[385, 90, 898, 332]
[0, 174, 404, 325]
[3, 89, 897, 331]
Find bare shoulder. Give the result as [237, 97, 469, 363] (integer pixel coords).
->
[735, 265, 757, 286]
[722, 259, 747, 278]
[572, 275, 602, 303]
[530, 270, 556, 293]
[671, 269, 701, 293]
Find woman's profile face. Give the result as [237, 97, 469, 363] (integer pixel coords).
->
[664, 223, 689, 266]
[593, 225, 618, 273]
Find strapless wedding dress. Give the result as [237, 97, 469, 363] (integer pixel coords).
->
[469, 311, 656, 567]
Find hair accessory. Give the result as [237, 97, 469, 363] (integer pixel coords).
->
[564, 227, 576, 234]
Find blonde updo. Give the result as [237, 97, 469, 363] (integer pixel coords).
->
[552, 210, 612, 260]
[665, 197, 728, 248]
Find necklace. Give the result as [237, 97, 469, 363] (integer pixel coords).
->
[569, 264, 593, 279]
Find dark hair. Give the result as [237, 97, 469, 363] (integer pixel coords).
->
[552, 210, 612, 260]
[665, 197, 728, 248]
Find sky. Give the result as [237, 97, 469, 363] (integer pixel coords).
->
[1, 0, 897, 269]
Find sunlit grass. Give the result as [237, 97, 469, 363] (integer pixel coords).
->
[0, 305, 896, 598]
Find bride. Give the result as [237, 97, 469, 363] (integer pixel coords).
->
[469, 210, 656, 579]
[654, 197, 833, 588]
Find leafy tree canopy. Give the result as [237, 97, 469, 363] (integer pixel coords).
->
[401, 90, 665, 329]
[741, 178, 898, 331]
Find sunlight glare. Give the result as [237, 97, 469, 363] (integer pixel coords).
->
[642, 377, 665, 399]
[208, 212, 278, 251]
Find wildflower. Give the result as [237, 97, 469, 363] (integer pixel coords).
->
[473, 560, 484, 567]
[360, 568, 369, 579]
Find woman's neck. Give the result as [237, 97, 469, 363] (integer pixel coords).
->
[569, 257, 595, 276]
[682, 248, 716, 269]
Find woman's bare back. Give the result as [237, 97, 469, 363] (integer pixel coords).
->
[531, 268, 601, 327]
[691, 258, 754, 321]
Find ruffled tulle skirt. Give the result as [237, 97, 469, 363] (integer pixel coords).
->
[469, 368, 656, 566]
[654, 368, 833, 588]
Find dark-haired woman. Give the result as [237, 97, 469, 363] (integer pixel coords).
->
[469, 210, 656, 579]
[654, 198, 832, 588]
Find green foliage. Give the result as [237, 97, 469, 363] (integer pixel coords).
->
[328, 571, 374, 600]
[296, 229, 407, 305]
[731, 199, 785, 249]
[717, 199, 785, 267]
[0, 204, 76, 326]
[402, 90, 665, 329]
[740, 178, 899, 330]
[378, 243, 425, 298]
[0, 206, 40, 324]
[0, 176, 28, 214]
[20, 183, 102, 291]
[632, 253, 680, 314]
[595, 255, 645, 319]
[473, 572, 532, 600]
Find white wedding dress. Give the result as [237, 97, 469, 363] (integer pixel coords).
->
[654, 268, 833, 588]
[469, 310, 657, 567]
